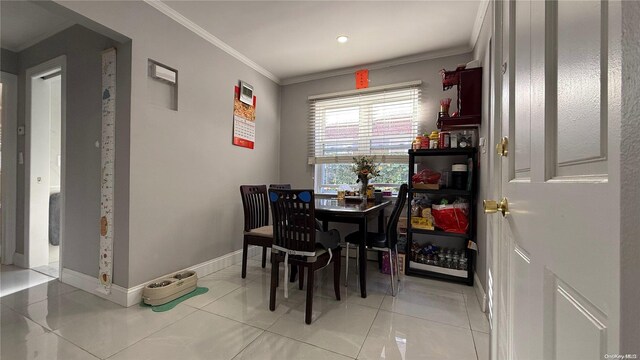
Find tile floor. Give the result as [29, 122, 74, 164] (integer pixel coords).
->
[0, 255, 490, 359]
[0, 265, 56, 297]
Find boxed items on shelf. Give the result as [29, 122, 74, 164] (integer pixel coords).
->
[410, 196, 435, 230]
[411, 215, 434, 230]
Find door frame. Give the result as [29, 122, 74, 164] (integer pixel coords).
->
[1, 72, 18, 265]
[24, 55, 67, 277]
[489, 0, 505, 358]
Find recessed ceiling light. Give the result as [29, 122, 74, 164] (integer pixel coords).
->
[337, 35, 349, 43]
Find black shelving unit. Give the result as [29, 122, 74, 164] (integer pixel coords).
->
[405, 148, 477, 286]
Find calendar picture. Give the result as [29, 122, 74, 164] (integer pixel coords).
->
[232, 84, 256, 149]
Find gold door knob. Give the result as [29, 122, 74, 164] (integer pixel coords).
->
[496, 136, 509, 157]
[483, 198, 510, 217]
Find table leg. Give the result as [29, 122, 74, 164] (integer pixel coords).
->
[378, 211, 385, 269]
[359, 219, 368, 298]
[378, 211, 385, 233]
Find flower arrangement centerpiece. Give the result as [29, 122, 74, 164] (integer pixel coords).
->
[352, 156, 380, 198]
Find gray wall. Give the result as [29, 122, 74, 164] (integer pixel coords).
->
[1, 48, 18, 74]
[57, 0, 281, 287]
[280, 53, 471, 188]
[14, 25, 132, 286]
[620, 0, 640, 353]
[279, 54, 473, 261]
[471, 4, 493, 291]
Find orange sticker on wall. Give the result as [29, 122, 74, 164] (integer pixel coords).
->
[355, 69, 369, 89]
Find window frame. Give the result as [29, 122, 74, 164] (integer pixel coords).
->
[308, 82, 422, 195]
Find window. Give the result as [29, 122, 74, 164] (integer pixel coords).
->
[308, 82, 421, 194]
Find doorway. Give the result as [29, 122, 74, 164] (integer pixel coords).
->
[25, 56, 66, 279]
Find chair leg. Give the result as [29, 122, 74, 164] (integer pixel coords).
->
[299, 266, 305, 290]
[389, 249, 396, 297]
[262, 246, 267, 268]
[355, 246, 359, 274]
[334, 249, 341, 301]
[290, 264, 298, 283]
[395, 244, 401, 282]
[269, 256, 279, 311]
[345, 246, 349, 287]
[241, 240, 248, 279]
[305, 266, 314, 324]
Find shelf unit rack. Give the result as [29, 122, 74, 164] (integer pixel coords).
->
[405, 147, 477, 285]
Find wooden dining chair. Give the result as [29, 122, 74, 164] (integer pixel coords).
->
[268, 188, 342, 324]
[269, 184, 292, 190]
[344, 184, 408, 296]
[239, 185, 272, 278]
[269, 183, 324, 284]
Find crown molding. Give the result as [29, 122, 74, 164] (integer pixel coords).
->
[470, 0, 490, 50]
[281, 45, 472, 86]
[143, 0, 281, 84]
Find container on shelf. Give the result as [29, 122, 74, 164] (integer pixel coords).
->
[451, 163, 468, 190]
[428, 131, 439, 149]
[438, 132, 450, 149]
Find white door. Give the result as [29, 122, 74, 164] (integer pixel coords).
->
[491, 0, 621, 359]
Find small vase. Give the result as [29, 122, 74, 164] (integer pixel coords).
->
[360, 178, 369, 199]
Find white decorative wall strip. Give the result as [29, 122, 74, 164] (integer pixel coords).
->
[99, 48, 116, 293]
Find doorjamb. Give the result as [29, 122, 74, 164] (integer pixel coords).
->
[24, 55, 67, 276]
[1, 72, 18, 265]
[489, 0, 504, 358]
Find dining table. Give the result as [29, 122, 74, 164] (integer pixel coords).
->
[314, 198, 392, 298]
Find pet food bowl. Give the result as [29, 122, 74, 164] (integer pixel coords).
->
[142, 271, 198, 306]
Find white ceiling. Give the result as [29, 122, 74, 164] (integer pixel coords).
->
[161, 1, 486, 83]
[1, 1, 486, 84]
[1, 0, 74, 52]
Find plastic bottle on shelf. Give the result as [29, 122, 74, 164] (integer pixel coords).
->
[428, 131, 439, 149]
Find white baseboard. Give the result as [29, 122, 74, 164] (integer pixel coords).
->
[13, 253, 26, 268]
[61, 246, 261, 307]
[61, 267, 131, 306]
[474, 272, 487, 312]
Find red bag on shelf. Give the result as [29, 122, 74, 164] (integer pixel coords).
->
[432, 203, 469, 234]
[411, 168, 441, 184]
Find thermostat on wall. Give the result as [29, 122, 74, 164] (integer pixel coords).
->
[239, 81, 254, 105]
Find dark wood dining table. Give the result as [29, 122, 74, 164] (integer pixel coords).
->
[314, 198, 392, 298]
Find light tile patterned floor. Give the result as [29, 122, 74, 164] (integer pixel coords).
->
[0, 256, 490, 359]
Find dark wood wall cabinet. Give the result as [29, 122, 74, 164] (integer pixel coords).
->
[437, 67, 482, 131]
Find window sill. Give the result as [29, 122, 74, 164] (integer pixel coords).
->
[314, 193, 398, 200]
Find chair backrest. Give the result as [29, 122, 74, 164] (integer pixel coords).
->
[269, 184, 291, 190]
[239, 185, 269, 232]
[268, 189, 316, 254]
[386, 184, 408, 247]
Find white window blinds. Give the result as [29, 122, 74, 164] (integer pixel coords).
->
[308, 81, 421, 165]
